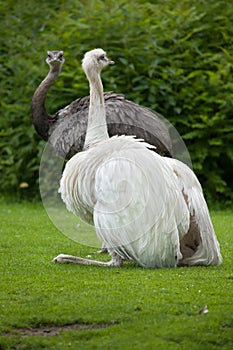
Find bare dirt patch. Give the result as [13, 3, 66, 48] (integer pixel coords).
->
[4, 321, 117, 337]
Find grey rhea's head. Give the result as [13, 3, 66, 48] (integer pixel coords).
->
[46, 50, 65, 68]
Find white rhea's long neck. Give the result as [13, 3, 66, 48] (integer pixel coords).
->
[84, 69, 109, 149]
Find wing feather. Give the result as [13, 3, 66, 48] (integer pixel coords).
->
[93, 139, 189, 268]
[166, 158, 222, 266]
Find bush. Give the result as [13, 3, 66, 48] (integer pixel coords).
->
[0, 0, 232, 204]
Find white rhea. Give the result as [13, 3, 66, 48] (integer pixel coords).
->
[54, 48, 222, 268]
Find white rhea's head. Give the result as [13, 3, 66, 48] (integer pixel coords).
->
[82, 49, 114, 148]
[46, 50, 65, 70]
[82, 49, 114, 78]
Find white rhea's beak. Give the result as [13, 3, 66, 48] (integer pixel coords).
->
[107, 58, 115, 65]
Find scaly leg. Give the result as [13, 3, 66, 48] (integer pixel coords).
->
[53, 252, 122, 267]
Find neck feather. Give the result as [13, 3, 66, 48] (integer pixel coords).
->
[84, 71, 109, 149]
[31, 66, 60, 140]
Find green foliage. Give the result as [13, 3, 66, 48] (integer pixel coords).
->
[0, 201, 233, 349]
[0, 0, 232, 203]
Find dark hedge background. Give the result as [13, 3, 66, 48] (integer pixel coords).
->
[0, 0, 232, 205]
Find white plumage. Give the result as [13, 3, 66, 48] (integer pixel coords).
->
[165, 158, 222, 266]
[54, 48, 222, 268]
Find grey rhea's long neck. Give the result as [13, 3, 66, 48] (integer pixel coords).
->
[31, 67, 60, 140]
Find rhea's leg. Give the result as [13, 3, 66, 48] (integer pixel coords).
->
[179, 214, 202, 265]
[100, 246, 108, 253]
[53, 252, 122, 267]
[95, 244, 108, 254]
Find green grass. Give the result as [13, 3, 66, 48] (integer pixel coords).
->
[0, 200, 232, 349]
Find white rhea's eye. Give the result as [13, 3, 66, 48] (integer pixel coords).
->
[98, 54, 106, 61]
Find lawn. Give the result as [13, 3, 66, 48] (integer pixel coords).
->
[0, 200, 232, 349]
